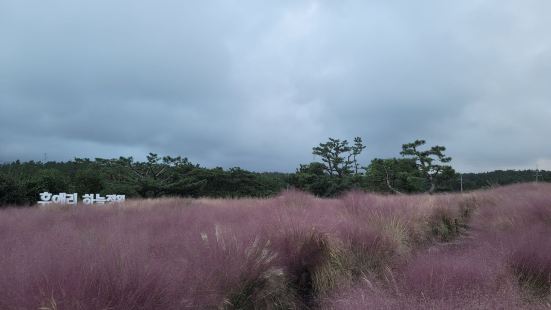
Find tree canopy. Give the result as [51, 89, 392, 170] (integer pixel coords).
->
[400, 139, 454, 194]
[0, 137, 547, 206]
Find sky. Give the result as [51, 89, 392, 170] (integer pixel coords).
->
[1, 0, 550, 172]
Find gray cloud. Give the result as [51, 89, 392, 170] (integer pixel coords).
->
[1, 0, 550, 172]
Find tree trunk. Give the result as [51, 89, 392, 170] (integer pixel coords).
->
[427, 175, 436, 194]
[383, 165, 403, 195]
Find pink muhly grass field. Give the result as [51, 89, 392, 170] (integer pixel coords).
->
[0, 184, 550, 309]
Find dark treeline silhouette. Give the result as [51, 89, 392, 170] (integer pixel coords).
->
[0, 139, 548, 205]
[0, 154, 289, 205]
[457, 170, 551, 191]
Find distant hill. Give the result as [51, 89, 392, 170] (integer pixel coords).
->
[458, 169, 550, 191]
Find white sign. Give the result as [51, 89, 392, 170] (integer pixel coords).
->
[38, 192, 126, 205]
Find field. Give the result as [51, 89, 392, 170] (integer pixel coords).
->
[1, 183, 550, 309]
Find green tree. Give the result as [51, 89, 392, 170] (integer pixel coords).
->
[351, 137, 366, 174]
[289, 162, 338, 196]
[293, 137, 367, 196]
[0, 174, 26, 206]
[400, 139, 454, 194]
[74, 168, 104, 194]
[313, 138, 350, 177]
[29, 169, 70, 193]
[365, 158, 425, 194]
[312, 137, 365, 177]
[114, 153, 197, 197]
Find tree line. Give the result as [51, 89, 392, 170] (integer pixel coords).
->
[290, 137, 456, 196]
[0, 138, 548, 205]
[0, 154, 288, 205]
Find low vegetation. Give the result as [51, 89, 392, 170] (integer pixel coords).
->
[1, 137, 549, 206]
[1, 183, 550, 309]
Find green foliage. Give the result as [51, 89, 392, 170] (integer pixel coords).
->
[0, 137, 547, 205]
[289, 162, 363, 197]
[312, 137, 365, 177]
[295, 137, 459, 197]
[458, 170, 551, 191]
[27, 169, 70, 195]
[400, 139, 455, 193]
[74, 168, 104, 194]
[0, 156, 289, 206]
[0, 173, 26, 205]
[104, 153, 197, 198]
[291, 137, 367, 197]
[351, 137, 367, 174]
[364, 158, 425, 194]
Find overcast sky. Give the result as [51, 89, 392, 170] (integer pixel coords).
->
[1, 0, 550, 172]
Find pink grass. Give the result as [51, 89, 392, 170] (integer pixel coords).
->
[0, 184, 550, 309]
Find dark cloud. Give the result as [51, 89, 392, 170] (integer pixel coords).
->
[1, 0, 550, 172]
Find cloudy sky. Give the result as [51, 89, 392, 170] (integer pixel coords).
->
[1, 0, 550, 172]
